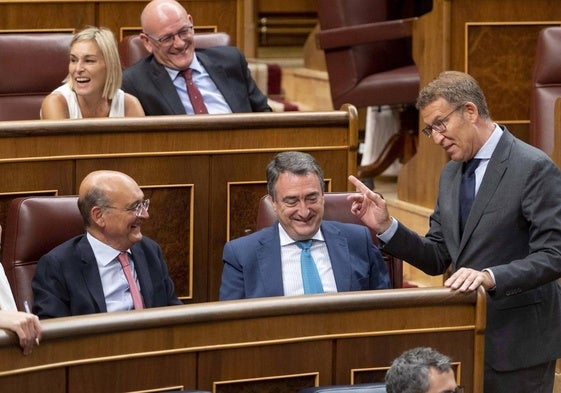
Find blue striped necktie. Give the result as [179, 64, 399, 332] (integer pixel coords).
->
[296, 240, 324, 294]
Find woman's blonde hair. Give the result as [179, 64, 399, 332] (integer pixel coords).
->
[64, 26, 122, 100]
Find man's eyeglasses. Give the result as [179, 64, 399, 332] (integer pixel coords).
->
[421, 103, 465, 138]
[143, 25, 194, 46]
[443, 387, 464, 393]
[104, 199, 150, 217]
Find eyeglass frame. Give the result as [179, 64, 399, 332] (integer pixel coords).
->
[421, 103, 466, 138]
[103, 199, 150, 217]
[143, 25, 194, 46]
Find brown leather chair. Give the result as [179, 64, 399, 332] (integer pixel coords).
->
[530, 26, 561, 155]
[1, 196, 83, 311]
[316, 0, 432, 178]
[0, 32, 73, 121]
[256, 193, 403, 289]
[119, 32, 231, 69]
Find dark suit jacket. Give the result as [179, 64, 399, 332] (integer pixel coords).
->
[219, 220, 391, 300]
[32, 234, 182, 319]
[122, 46, 271, 115]
[383, 127, 561, 371]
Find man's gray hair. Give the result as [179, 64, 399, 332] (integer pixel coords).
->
[266, 151, 324, 200]
[385, 347, 453, 393]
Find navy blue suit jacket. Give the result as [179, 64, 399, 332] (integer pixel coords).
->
[122, 46, 271, 115]
[32, 234, 182, 319]
[219, 220, 391, 300]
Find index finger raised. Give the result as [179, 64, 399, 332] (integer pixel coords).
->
[348, 175, 371, 194]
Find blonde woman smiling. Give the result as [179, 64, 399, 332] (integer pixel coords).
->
[41, 26, 144, 119]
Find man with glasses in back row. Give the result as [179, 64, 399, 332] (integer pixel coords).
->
[32, 170, 182, 319]
[348, 71, 561, 392]
[122, 0, 271, 115]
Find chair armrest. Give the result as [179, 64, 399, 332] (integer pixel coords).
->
[316, 17, 415, 50]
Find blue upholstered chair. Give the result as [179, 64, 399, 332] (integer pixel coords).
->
[298, 382, 387, 393]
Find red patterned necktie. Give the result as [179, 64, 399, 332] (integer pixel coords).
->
[117, 252, 144, 310]
[181, 68, 208, 114]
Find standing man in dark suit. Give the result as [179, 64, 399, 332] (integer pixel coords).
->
[32, 170, 182, 318]
[219, 151, 390, 300]
[122, 0, 271, 115]
[348, 71, 561, 392]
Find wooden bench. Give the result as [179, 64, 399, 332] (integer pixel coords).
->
[0, 287, 486, 393]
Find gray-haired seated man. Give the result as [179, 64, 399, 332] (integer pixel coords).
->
[385, 347, 463, 393]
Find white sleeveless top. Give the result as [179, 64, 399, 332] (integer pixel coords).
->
[52, 84, 125, 118]
[0, 264, 17, 311]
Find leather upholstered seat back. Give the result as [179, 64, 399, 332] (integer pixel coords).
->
[119, 32, 231, 69]
[0, 32, 73, 120]
[530, 26, 561, 155]
[1, 196, 83, 311]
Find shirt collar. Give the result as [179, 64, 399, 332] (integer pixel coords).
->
[86, 232, 131, 267]
[277, 222, 325, 246]
[474, 123, 503, 160]
[165, 53, 203, 81]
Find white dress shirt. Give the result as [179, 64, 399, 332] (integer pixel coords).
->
[87, 233, 141, 312]
[278, 224, 338, 296]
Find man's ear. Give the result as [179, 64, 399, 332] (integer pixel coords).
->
[464, 101, 478, 120]
[139, 33, 154, 54]
[271, 197, 279, 215]
[90, 206, 105, 227]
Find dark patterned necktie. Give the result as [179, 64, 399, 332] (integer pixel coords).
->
[459, 159, 481, 235]
[181, 68, 208, 114]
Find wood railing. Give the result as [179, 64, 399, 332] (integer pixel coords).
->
[0, 287, 486, 393]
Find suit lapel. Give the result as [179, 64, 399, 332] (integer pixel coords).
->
[322, 222, 351, 292]
[459, 130, 512, 253]
[256, 224, 284, 296]
[148, 56, 186, 114]
[78, 238, 107, 313]
[130, 245, 154, 308]
[448, 163, 463, 250]
[197, 50, 241, 112]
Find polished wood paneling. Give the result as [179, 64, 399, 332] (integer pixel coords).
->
[202, 343, 328, 392]
[0, 287, 486, 393]
[0, 368, 66, 393]
[0, 3, 94, 31]
[467, 23, 556, 128]
[0, 109, 357, 303]
[69, 354, 197, 393]
[400, 0, 561, 207]
[0, 0, 243, 49]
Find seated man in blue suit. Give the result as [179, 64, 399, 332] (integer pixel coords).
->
[219, 151, 390, 300]
[32, 170, 182, 318]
